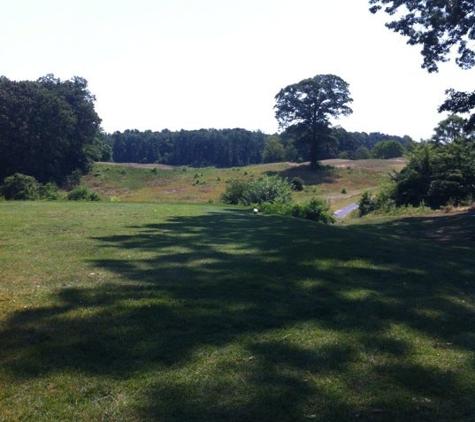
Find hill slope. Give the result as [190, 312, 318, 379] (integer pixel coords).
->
[82, 159, 406, 210]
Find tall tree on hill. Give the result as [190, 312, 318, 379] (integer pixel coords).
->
[369, 0, 475, 128]
[274, 74, 353, 168]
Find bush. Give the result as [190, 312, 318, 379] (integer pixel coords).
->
[291, 198, 335, 223]
[241, 176, 292, 205]
[64, 169, 83, 190]
[221, 179, 248, 205]
[39, 182, 62, 200]
[1, 173, 40, 200]
[260, 198, 335, 224]
[222, 176, 292, 206]
[67, 185, 101, 201]
[290, 177, 305, 191]
[358, 190, 377, 216]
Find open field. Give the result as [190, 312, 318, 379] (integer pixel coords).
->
[1, 201, 474, 421]
[82, 159, 406, 210]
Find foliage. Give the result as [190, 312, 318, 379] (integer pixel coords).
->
[371, 140, 405, 158]
[358, 190, 377, 216]
[1, 173, 62, 201]
[383, 118, 475, 209]
[220, 179, 248, 205]
[241, 176, 293, 206]
[38, 182, 62, 200]
[106, 127, 411, 167]
[369, 0, 475, 73]
[67, 185, 101, 201]
[354, 145, 371, 159]
[1, 173, 40, 200]
[0, 75, 102, 185]
[369, 0, 475, 131]
[262, 136, 286, 163]
[274, 74, 353, 167]
[259, 197, 335, 224]
[221, 176, 292, 206]
[110, 128, 266, 168]
[290, 177, 304, 191]
[290, 198, 335, 223]
[430, 114, 471, 145]
[439, 91, 475, 131]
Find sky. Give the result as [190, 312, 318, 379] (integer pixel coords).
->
[1, 0, 474, 141]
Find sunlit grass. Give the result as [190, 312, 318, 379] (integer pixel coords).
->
[1, 201, 474, 421]
[82, 159, 406, 209]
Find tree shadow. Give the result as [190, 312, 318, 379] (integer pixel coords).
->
[265, 163, 339, 186]
[1, 209, 474, 420]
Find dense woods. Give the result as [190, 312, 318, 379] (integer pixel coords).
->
[107, 127, 412, 167]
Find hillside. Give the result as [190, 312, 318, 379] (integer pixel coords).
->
[82, 159, 406, 211]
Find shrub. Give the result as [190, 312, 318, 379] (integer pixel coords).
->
[222, 176, 292, 206]
[221, 179, 248, 205]
[39, 182, 62, 200]
[291, 198, 335, 223]
[64, 169, 83, 189]
[260, 198, 335, 224]
[358, 190, 377, 216]
[240, 176, 292, 205]
[67, 185, 101, 201]
[290, 177, 305, 191]
[1, 173, 40, 200]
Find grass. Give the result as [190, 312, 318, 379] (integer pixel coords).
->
[82, 159, 406, 210]
[1, 201, 474, 421]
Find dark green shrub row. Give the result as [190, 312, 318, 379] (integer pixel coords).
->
[260, 198, 335, 224]
[0, 173, 100, 201]
[221, 176, 292, 206]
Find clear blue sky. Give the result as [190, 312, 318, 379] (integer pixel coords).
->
[2, 0, 473, 140]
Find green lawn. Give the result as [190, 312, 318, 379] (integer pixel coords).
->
[1, 201, 474, 421]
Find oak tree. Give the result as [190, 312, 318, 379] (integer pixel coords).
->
[274, 74, 353, 168]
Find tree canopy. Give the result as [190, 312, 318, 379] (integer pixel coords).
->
[369, 0, 475, 129]
[274, 74, 353, 168]
[0, 75, 104, 185]
[369, 0, 475, 72]
[389, 116, 475, 209]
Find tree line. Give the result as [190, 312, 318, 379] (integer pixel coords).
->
[107, 127, 411, 167]
[0, 70, 410, 197]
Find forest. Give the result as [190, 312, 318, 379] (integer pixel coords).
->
[106, 127, 412, 167]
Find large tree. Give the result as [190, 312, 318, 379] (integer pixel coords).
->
[274, 74, 353, 168]
[0, 75, 102, 185]
[369, 0, 475, 128]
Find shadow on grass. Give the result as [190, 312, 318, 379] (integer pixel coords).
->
[1, 209, 475, 421]
[265, 163, 339, 186]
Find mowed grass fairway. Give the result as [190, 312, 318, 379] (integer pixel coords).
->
[1, 201, 475, 421]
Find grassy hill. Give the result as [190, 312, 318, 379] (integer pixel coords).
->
[81, 159, 406, 211]
[0, 200, 474, 421]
